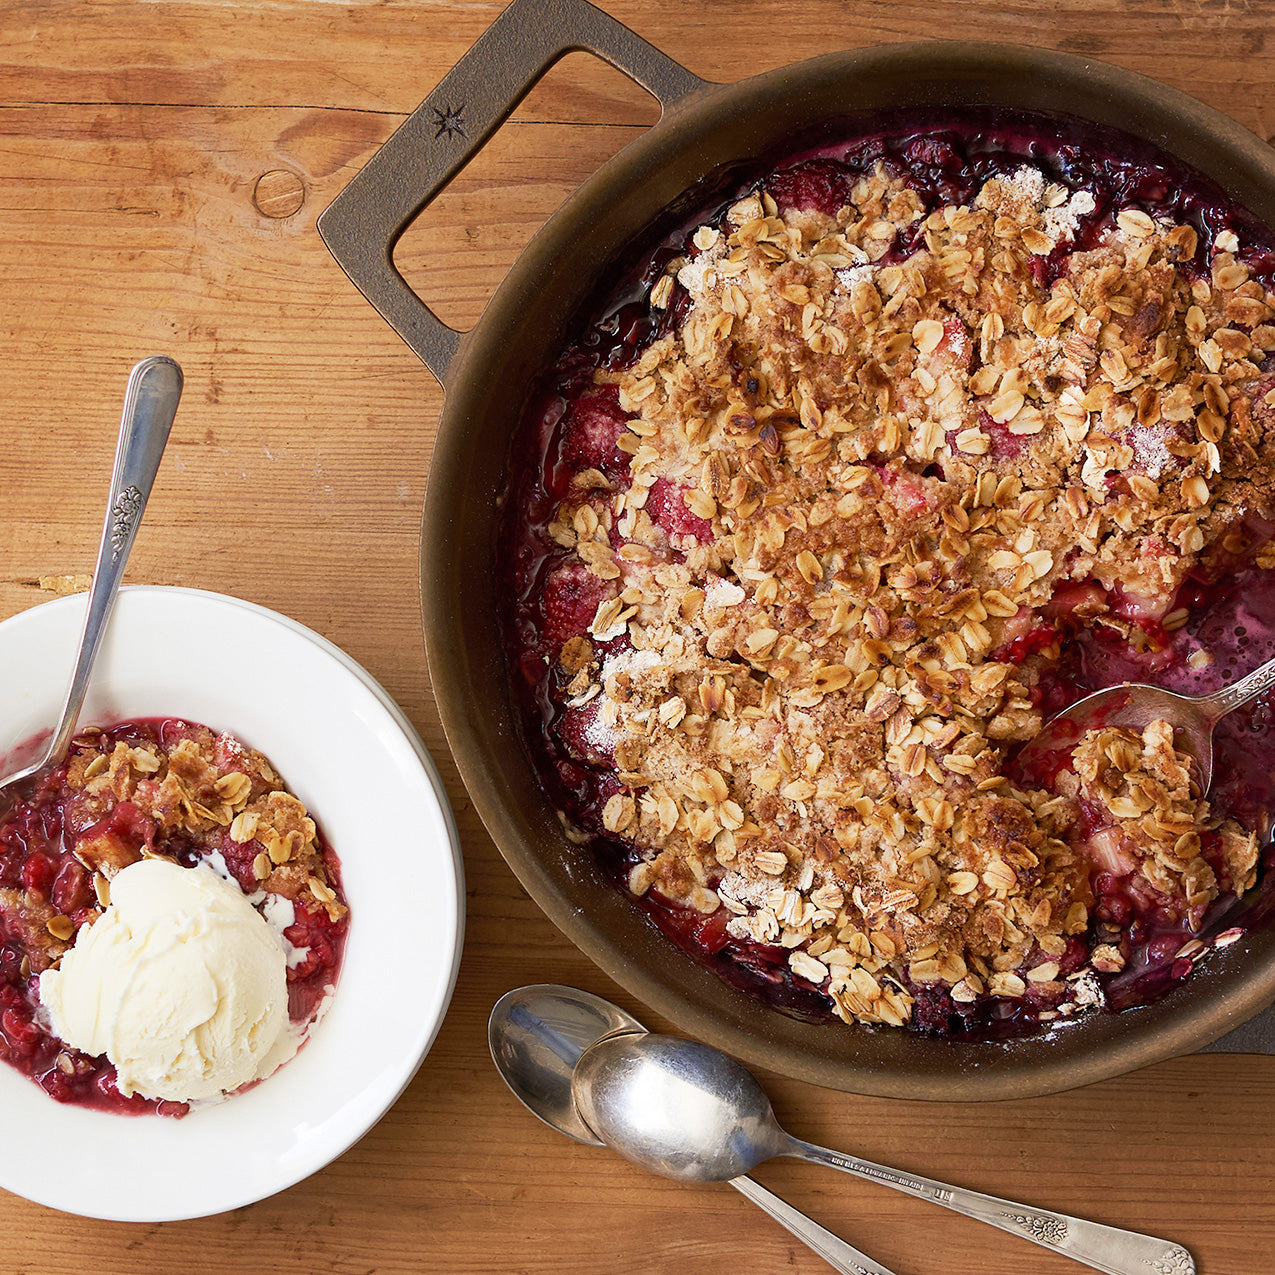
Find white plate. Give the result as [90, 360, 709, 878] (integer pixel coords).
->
[0, 586, 464, 1221]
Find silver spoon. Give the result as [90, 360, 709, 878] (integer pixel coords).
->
[488, 985, 900, 1275]
[572, 1032, 1196, 1275]
[0, 356, 182, 796]
[1017, 653, 1275, 795]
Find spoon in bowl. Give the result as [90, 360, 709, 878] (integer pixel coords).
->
[1016, 651, 1275, 796]
[572, 1031, 1196, 1275]
[0, 356, 182, 797]
[488, 984, 900, 1275]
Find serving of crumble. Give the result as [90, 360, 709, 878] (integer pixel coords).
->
[505, 113, 1275, 1038]
[0, 718, 347, 1112]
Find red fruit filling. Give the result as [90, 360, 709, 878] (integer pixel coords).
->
[540, 562, 616, 649]
[644, 477, 714, 542]
[764, 159, 854, 217]
[556, 386, 632, 482]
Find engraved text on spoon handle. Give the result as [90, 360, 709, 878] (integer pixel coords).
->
[785, 1140, 1194, 1275]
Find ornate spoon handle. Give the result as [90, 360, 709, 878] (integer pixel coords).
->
[0, 356, 182, 793]
[786, 1139, 1193, 1275]
[730, 1175, 899, 1275]
[1201, 650, 1275, 718]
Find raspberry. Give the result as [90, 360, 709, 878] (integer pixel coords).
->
[52, 860, 89, 914]
[1, 1007, 40, 1055]
[644, 477, 712, 542]
[909, 987, 958, 1035]
[19, 853, 55, 898]
[541, 563, 614, 647]
[558, 387, 631, 479]
[555, 701, 617, 766]
[764, 159, 852, 217]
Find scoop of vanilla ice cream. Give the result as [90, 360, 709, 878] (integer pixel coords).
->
[39, 857, 288, 1102]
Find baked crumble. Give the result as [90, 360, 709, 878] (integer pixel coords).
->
[506, 115, 1275, 1036]
[0, 719, 347, 1112]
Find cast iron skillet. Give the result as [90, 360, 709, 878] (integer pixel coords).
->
[319, 0, 1275, 1098]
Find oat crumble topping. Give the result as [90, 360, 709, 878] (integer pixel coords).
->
[524, 149, 1275, 1031]
[1063, 721, 1257, 968]
[61, 724, 346, 929]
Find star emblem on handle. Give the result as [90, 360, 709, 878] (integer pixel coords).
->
[432, 103, 467, 140]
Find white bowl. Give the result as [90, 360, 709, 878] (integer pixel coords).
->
[0, 586, 464, 1221]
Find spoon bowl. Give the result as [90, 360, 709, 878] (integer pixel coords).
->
[487, 983, 646, 1145]
[572, 1032, 782, 1181]
[1017, 650, 1275, 795]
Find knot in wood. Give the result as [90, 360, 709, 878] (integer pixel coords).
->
[253, 170, 305, 219]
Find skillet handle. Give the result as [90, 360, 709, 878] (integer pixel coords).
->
[316, 0, 706, 385]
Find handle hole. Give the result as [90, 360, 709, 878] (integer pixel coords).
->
[392, 53, 659, 332]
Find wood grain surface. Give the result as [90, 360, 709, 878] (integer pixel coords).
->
[2, 0, 1274, 1271]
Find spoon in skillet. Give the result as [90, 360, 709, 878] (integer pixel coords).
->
[572, 1031, 1196, 1275]
[488, 984, 900, 1275]
[0, 356, 181, 798]
[1016, 650, 1275, 796]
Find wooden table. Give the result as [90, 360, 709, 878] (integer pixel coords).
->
[2, 0, 1273, 1269]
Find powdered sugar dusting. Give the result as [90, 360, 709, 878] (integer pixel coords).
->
[1128, 423, 1174, 479]
[677, 245, 726, 301]
[717, 870, 775, 910]
[1043, 187, 1095, 243]
[982, 166, 1095, 248]
[1000, 164, 1047, 210]
[705, 575, 746, 608]
[835, 263, 874, 291]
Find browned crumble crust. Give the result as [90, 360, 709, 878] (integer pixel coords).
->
[0, 886, 70, 974]
[57, 725, 346, 944]
[548, 164, 1275, 1027]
